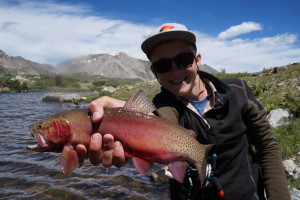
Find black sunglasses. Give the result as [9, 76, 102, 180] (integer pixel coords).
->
[151, 51, 196, 74]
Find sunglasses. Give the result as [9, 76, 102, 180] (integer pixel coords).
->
[151, 51, 196, 74]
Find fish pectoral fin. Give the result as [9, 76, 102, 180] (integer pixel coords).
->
[60, 145, 79, 175]
[168, 161, 188, 183]
[132, 157, 151, 176]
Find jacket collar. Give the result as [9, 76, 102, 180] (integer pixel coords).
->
[159, 70, 234, 109]
[198, 70, 234, 108]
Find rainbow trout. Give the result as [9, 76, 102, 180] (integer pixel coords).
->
[27, 89, 213, 184]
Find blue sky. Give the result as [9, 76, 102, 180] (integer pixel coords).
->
[0, 0, 299, 72]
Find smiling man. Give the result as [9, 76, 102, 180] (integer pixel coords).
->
[77, 23, 290, 200]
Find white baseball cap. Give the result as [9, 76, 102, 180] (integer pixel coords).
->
[141, 23, 196, 56]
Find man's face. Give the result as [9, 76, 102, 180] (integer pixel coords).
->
[150, 40, 201, 100]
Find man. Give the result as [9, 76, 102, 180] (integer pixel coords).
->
[76, 23, 290, 200]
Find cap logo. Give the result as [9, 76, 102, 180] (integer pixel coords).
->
[159, 25, 175, 33]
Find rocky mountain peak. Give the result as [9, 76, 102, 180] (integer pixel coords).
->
[57, 52, 154, 80]
[0, 50, 218, 80]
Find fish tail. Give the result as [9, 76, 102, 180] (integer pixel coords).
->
[199, 144, 213, 185]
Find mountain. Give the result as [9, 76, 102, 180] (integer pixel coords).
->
[0, 50, 218, 80]
[0, 50, 56, 75]
[57, 52, 218, 79]
[200, 64, 219, 74]
[57, 52, 154, 80]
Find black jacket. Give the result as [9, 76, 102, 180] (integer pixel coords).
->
[153, 71, 290, 200]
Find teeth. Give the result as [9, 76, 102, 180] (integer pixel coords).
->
[39, 134, 47, 143]
[172, 79, 184, 84]
[35, 133, 49, 147]
[171, 77, 186, 84]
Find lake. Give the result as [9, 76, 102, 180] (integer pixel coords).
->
[0, 92, 169, 200]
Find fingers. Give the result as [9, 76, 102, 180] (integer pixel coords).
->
[89, 100, 105, 123]
[101, 134, 114, 167]
[76, 144, 87, 167]
[88, 133, 102, 166]
[88, 133, 126, 168]
[113, 141, 126, 168]
[89, 96, 126, 123]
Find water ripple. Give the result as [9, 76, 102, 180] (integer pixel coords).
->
[0, 92, 169, 199]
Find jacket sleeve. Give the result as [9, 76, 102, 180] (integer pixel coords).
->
[155, 106, 179, 124]
[244, 101, 291, 200]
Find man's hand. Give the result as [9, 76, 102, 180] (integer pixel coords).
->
[76, 96, 127, 168]
[89, 96, 126, 123]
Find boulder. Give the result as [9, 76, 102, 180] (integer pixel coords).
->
[126, 86, 134, 91]
[0, 87, 10, 92]
[283, 155, 300, 179]
[267, 109, 291, 127]
[42, 93, 86, 102]
[102, 86, 117, 93]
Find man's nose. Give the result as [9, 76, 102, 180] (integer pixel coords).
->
[170, 60, 181, 72]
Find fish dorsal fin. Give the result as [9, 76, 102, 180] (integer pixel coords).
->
[124, 89, 156, 114]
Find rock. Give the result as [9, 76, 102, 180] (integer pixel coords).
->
[267, 108, 291, 127]
[290, 188, 300, 200]
[11, 75, 32, 85]
[283, 157, 300, 179]
[150, 166, 173, 183]
[102, 86, 117, 93]
[0, 87, 10, 92]
[127, 86, 134, 91]
[42, 93, 86, 102]
[283, 160, 298, 174]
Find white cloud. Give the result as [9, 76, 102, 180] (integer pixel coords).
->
[0, 1, 149, 64]
[0, 1, 299, 73]
[197, 32, 300, 72]
[217, 21, 262, 40]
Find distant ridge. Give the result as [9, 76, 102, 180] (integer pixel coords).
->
[200, 64, 219, 74]
[0, 50, 219, 79]
[0, 50, 55, 75]
[57, 52, 154, 81]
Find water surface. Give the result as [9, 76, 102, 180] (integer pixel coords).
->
[0, 92, 169, 200]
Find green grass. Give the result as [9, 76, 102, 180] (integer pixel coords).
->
[274, 118, 300, 189]
[274, 118, 300, 159]
[241, 64, 300, 117]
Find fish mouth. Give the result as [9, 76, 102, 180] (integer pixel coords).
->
[26, 130, 59, 152]
[35, 132, 49, 147]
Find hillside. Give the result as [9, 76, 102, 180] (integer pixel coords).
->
[241, 64, 300, 117]
[57, 52, 154, 81]
[0, 50, 218, 81]
[0, 50, 56, 75]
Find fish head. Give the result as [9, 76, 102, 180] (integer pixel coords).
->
[27, 117, 72, 152]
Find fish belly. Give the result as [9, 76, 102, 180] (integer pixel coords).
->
[98, 108, 184, 162]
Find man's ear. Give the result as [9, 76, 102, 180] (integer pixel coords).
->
[196, 53, 202, 69]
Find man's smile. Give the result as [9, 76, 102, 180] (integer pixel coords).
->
[170, 76, 188, 85]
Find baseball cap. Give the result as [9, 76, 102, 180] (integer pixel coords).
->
[141, 23, 196, 56]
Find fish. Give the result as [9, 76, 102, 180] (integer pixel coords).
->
[26, 89, 213, 185]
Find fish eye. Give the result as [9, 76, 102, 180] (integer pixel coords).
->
[37, 123, 44, 129]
